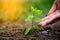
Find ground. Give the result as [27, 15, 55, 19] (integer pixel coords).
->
[0, 18, 60, 40]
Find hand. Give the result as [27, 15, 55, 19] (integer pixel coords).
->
[38, 0, 57, 27]
[38, 10, 60, 27]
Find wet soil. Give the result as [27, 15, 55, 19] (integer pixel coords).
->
[0, 18, 60, 40]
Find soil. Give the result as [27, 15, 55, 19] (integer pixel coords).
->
[0, 18, 60, 40]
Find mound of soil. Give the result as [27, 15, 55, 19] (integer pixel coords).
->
[0, 18, 60, 40]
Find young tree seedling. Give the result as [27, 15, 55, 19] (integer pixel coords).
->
[24, 6, 42, 36]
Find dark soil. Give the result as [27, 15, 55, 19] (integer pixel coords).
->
[0, 18, 60, 40]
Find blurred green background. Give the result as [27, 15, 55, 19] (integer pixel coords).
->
[28, 0, 54, 17]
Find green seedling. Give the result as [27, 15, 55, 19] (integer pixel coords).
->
[24, 6, 42, 36]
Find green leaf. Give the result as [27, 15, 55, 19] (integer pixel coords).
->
[34, 18, 42, 22]
[33, 26, 39, 30]
[25, 15, 34, 21]
[31, 6, 36, 12]
[24, 28, 31, 36]
[35, 10, 42, 16]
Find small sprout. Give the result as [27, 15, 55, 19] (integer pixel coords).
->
[24, 28, 31, 36]
[24, 6, 43, 36]
[33, 26, 39, 30]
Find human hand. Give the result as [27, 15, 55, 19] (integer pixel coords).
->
[38, 0, 57, 27]
[38, 10, 60, 27]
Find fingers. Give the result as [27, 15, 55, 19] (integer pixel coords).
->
[38, 14, 54, 26]
[38, 19, 49, 26]
[42, 13, 54, 21]
[38, 1, 57, 27]
[48, 1, 56, 16]
[38, 12, 60, 27]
